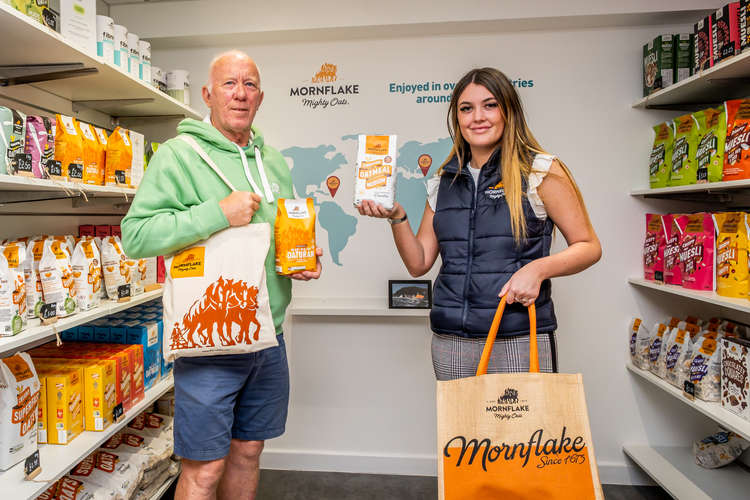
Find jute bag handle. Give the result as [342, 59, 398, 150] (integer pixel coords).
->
[476, 295, 538, 376]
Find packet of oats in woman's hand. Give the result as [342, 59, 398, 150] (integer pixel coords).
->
[354, 135, 397, 210]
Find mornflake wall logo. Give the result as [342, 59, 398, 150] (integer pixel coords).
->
[485, 388, 530, 421]
[289, 62, 360, 110]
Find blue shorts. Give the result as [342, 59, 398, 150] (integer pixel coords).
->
[173, 335, 289, 461]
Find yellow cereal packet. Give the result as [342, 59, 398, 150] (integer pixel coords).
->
[713, 212, 749, 299]
[275, 198, 316, 275]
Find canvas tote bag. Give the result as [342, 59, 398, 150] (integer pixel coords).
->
[162, 135, 277, 362]
[437, 296, 604, 499]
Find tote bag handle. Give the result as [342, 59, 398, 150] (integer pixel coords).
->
[476, 295, 538, 376]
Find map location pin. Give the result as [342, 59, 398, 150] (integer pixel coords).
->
[418, 154, 432, 176]
[326, 176, 341, 198]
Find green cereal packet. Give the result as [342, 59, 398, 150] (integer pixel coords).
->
[650, 122, 673, 188]
[695, 105, 726, 183]
[669, 113, 701, 186]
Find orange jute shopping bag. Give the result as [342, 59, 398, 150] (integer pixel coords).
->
[437, 296, 604, 499]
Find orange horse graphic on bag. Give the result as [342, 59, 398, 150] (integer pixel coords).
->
[170, 276, 262, 350]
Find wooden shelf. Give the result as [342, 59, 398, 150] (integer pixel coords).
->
[0, 3, 200, 119]
[623, 445, 750, 500]
[289, 297, 431, 317]
[628, 278, 750, 315]
[0, 375, 174, 500]
[630, 179, 750, 197]
[633, 49, 750, 110]
[0, 288, 163, 357]
[627, 362, 750, 441]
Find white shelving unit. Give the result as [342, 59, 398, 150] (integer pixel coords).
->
[633, 49, 750, 110]
[0, 375, 174, 500]
[0, 3, 201, 120]
[623, 445, 750, 500]
[289, 297, 430, 317]
[0, 6, 182, 498]
[628, 277, 750, 314]
[627, 362, 750, 441]
[0, 288, 163, 357]
[630, 179, 750, 197]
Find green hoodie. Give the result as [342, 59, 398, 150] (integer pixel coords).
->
[121, 118, 293, 334]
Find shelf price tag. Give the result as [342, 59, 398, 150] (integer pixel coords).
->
[117, 284, 131, 302]
[683, 380, 696, 401]
[24, 450, 41, 480]
[47, 160, 62, 178]
[12, 153, 33, 175]
[40, 303, 57, 325]
[112, 403, 124, 423]
[115, 170, 126, 185]
[68, 163, 83, 181]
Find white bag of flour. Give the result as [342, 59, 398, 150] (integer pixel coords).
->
[72, 239, 102, 312]
[39, 239, 77, 318]
[0, 352, 40, 471]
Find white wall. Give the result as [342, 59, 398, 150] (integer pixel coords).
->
[111, 0, 732, 486]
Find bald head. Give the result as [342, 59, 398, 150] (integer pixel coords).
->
[202, 50, 264, 146]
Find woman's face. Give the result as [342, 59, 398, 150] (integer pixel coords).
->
[457, 83, 505, 151]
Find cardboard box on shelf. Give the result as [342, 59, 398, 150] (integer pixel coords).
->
[34, 363, 84, 445]
[712, 2, 741, 63]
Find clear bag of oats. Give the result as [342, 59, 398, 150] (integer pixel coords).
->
[354, 134, 397, 210]
[629, 318, 651, 369]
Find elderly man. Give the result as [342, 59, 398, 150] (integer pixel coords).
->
[122, 50, 321, 500]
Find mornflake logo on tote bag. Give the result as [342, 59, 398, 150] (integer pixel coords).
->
[485, 387, 530, 420]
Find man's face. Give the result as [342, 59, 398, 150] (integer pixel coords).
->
[203, 55, 264, 141]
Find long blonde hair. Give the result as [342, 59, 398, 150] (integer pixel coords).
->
[440, 67, 588, 245]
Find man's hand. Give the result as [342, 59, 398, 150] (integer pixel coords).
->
[219, 191, 261, 226]
[291, 247, 323, 281]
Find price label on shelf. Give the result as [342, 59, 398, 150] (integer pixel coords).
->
[47, 160, 62, 178]
[683, 380, 696, 401]
[12, 153, 32, 175]
[40, 303, 57, 325]
[68, 163, 83, 180]
[112, 403, 124, 423]
[117, 284, 131, 302]
[115, 170, 126, 185]
[24, 450, 41, 480]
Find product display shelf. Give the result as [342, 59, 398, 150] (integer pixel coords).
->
[627, 362, 750, 441]
[0, 174, 137, 197]
[630, 179, 750, 197]
[0, 288, 163, 357]
[633, 49, 750, 110]
[289, 297, 431, 317]
[628, 277, 750, 315]
[150, 473, 179, 500]
[0, 375, 174, 500]
[623, 445, 750, 500]
[0, 3, 200, 119]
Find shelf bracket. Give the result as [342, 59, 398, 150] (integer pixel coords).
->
[644, 103, 722, 111]
[73, 98, 155, 110]
[0, 190, 83, 205]
[0, 63, 98, 86]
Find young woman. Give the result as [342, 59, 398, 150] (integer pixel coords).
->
[358, 67, 601, 380]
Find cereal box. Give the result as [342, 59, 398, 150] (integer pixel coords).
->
[275, 198, 317, 275]
[712, 3, 741, 63]
[694, 15, 714, 72]
[644, 214, 665, 281]
[721, 337, 750, 419]
[713, 212, 749, 299]
[0, 353, 40, 470]
[37, 376, 47, 444]
[34, 363, 84, 445]
[354, 134, 397, 210]
[61, 360, 117, 432]
[741, 0, 750, 52]
[675, 33, 694, 82]
[643, 35, 675, 96]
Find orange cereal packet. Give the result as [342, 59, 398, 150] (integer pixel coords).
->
[53, 114, 83, 182]
[105, 127, 132, 187]
[275, 198, 316, 275]
[77, 122, 103, 185]
[713, 212, 750, 299]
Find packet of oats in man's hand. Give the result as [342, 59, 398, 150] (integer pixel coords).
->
[354, 134, 397, 211]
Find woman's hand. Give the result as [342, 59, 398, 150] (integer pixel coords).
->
[357, 200, 405, 220]
[290, 247, 323, 281]
[499, 261, 546, 306]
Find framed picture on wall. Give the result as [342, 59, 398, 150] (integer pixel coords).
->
[388, 280, 432, 309]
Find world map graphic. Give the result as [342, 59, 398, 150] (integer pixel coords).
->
[282, 136, 452, 266]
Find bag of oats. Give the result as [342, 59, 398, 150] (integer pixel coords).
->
[77, 122, 104, 186]
[713, 212, 750, 299]
[23, 116, 52, 179]
[39, 239, 77, 318]
[23, 237, 47, 319]
[53, 114, 83, 182]
[649, 122, 673, 188]
[669, 113, 701, 186]
[664, 328, 693, 388]
[0, 353, 40, 471]
[694, 431, 750, 469]
[695, 105, 726, 183]
[644, 213, 666, 281]
[275, 198, 317, 275]
[629, 318, 651, 369]
[648, 323, 669, 376]
[354, 134, 398, 210]
[105, 127, 132, 187]
[724, 99, 750, 181]
[1, 243, 27, 330]
[93, 126, 109, 185]
[101, 236, 129, 298]
[679, 212, 715, 291]
[0, 107, 26, 176]
[71, 239, 102, 312]
[0, 254, 24, 337]
[662, 214, 687, 285]
[686, 336, 722, 401]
